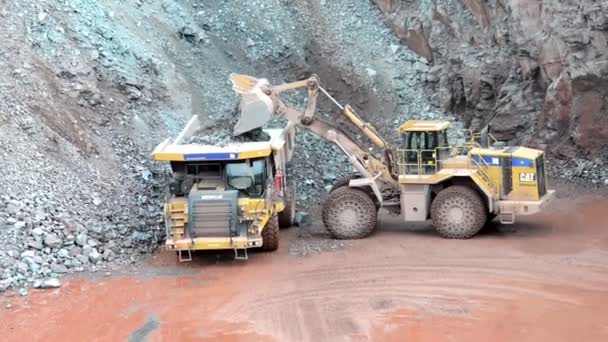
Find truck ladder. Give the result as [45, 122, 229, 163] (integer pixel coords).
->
[234, 248, 248, 260]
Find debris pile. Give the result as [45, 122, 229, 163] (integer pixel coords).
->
[184, 113, 272, 146]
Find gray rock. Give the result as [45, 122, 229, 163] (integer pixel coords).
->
[76, 254, 89, 265]
[88, 249, 102, 264]
[87, 239, 99, 247]
[18, 288, 28, 297]
[50, 263, 68, 274]
[37, 11, 48, 23]
[34, 208, 45, 221]
[32, 227, 44, 236]
[75, 233, 87, 247]
[103, 249, 115, 261]
[140, 170, 152, 181]
[295, 212, 312, 226]
[58, 249, 69, 258]
[43, 233, 62, 248]
[27, 239, 43, 250]
[21, 250, 35, 259]
[0, 279, 11, 292]
[38, 278, 61, 289]
[131, 231, 152, 242]
[14, 221, 26, 229]
[17, 261, 29, 274]
[69, 246, 82, 257]
[82, 245, 93, 256]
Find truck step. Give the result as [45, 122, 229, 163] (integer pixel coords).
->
[234, 248, 248, 260]
[178, 250, 192, 262]
[500, 204, 515, 225]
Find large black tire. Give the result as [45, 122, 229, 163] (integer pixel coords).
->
[278, 181, 295, 228]
[322, 187, 378, 239]
[261, 215, 279, 251]
[329, 175, 379, 209]
[431, 185, 487, 239]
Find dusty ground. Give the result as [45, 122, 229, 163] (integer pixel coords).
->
[1, 183, 608, 342]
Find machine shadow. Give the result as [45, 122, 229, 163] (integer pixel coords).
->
[376, 213, 553, 239]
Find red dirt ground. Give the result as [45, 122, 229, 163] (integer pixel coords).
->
[2, 191, 608, 341]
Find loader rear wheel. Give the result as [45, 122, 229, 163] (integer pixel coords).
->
[431, 185, 486, 239]
[322, 187, 377, 239]
[278, 181, 296, 228]
[262, 215, 279, 251]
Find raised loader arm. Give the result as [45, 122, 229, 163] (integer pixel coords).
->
[229, 73, 400, 203]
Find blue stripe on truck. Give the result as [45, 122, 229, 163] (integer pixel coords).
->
[184, 153, 238, 161]
[512, 158, 533, 167]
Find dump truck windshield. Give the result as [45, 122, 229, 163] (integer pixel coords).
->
[225, 159, 266, 197]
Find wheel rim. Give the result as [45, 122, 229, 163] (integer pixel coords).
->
[447, 206, 464, 223]
[337, 207, 359, 227]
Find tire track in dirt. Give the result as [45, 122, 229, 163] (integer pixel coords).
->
[215, 254, 608, 341]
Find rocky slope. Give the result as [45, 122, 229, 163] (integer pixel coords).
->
[0, 0, 444, 293]
[374, 0, 608, 182]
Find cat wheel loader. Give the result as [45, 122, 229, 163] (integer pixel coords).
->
[229, 73, 555, 240]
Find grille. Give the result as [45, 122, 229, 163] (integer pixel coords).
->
[536, 156, 547, 197]
[188, 200, 234, 238]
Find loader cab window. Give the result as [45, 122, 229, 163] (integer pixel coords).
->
[402, 130, 450, 175]
[403, 130, 449, 150]
[225, 159, 266, 197]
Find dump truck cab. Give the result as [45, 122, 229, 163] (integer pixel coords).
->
[152, 115, 296, 261]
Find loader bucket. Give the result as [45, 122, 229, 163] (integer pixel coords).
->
[229, 73, 275, 136]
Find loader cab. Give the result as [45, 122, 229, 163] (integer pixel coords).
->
[398, 120, 451, 175]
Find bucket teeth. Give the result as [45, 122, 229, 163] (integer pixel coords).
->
[229, 73, 259, 94]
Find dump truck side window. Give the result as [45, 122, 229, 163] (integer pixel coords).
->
[226, 159, 266, 197]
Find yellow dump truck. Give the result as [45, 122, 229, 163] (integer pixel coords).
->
[151, 115, 296, 261]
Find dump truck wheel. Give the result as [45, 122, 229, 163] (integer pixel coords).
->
[278, 181, 296, 228]
[431, 185, 487, 239]
[262, 215, 279, 251]
[322, 187, 377, 239]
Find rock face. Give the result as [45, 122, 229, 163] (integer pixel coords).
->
[373, 0, 608, 156]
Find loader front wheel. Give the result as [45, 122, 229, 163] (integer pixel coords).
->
[322, 187, 377, 239]
[431, 185, 486, 239]
[262, 215, 279, 251]
[278, 181, 296, 228]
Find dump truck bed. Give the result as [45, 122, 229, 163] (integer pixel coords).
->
[152, 115, 296, 162]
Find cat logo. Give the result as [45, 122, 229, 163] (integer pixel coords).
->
[519, 173, 536, 182]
